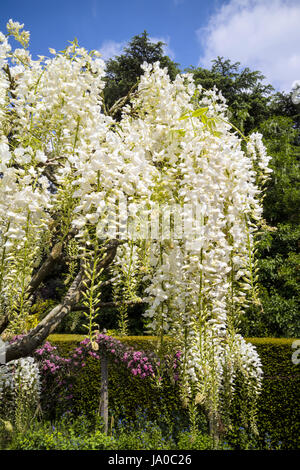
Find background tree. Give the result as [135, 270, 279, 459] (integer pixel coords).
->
[185, 57, 300, 338]
[269, 90, 300, 131]
[242, 116, 300, 337]
[103, 31, 180, 116]
[186, 57, 274, 134]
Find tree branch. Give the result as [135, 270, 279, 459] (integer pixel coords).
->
[0, 314, 9, 336]
[3, 64, 17, 100]
[27, 226, 78, 299]
[5, 269, 83, 362]
[27, 240, 64, 296]
[5, 240, 121, 362]
[108, 82, 138, 117]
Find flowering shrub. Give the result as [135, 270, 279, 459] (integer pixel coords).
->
[34, 341, 76, 415]
[32, 335, 182, 415]
[80, 334, 157, 379]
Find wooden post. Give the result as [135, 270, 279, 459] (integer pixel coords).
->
[100, 348, 109, 434]
[208, 413, 219, 449]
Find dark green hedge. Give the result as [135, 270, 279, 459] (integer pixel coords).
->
[247, 338, 300, 450]
[47, 335, 190, 435]
[47, 335, 300, 449]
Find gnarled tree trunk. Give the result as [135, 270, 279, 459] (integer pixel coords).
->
[3, 240, 120, 363]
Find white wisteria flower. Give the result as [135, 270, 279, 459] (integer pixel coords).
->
[0, 21, 272, 431]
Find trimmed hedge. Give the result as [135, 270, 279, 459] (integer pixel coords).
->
[246, 338, 300, 450]
[47, 334, 300, 449]
[47, 334, 191, 435]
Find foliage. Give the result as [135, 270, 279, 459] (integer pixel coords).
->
[3, 410, 211, 450]
[258, 116, 300, 225]
[112, 411, 175, 450]
[9, 412, 116, 450]
[4, 334, 299, 450]
[176, 430, 214, 450]
[240, 223, 300, 337]
[240, 116, 300, 338]
[186, 57, 274, 134]
[268, 90, 300, 130]
[3, 407, 289, 450]
[46, 335, 299, 450]
[252, 338, 299, 450]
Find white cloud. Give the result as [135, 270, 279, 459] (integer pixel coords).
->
[149, 35, 176, 60]
[197, 0, 300, 91]
[98, 40, 125, 61]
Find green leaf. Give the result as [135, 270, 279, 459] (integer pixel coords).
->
[179, 113, 189, 121]
[191, 107, 209, 118]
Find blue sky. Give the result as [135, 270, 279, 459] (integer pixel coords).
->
[1, 0, 299, 91]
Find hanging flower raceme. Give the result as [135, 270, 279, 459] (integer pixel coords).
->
[123, 62, 271, 430]
[0, 356, 40, 421]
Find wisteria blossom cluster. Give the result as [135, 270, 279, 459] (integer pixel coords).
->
[1, 336, 41, 400]
[0, 356, 40, 418]
[0, 21, 272, 430]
